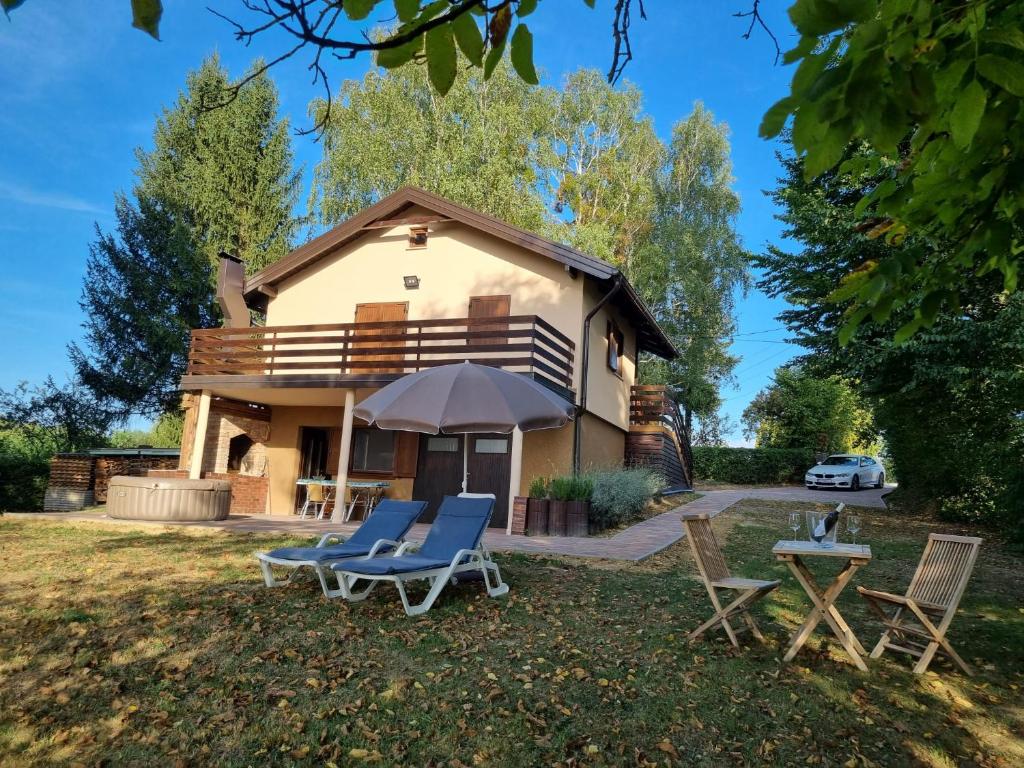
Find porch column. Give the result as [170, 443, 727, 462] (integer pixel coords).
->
[506, 427, 523, 535]
[188, 390, 212, 480]
[331, 388, 356, 522]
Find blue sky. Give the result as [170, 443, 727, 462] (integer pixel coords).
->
[0, 1, 802, 444]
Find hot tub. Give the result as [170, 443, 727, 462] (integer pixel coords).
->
[106, 476, 232, 521]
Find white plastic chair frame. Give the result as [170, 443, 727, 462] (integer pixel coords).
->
[331, 540, 509, 616]
[256, 531, 401, 597]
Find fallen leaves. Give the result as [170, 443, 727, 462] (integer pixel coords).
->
[0, 515, 1021, 767]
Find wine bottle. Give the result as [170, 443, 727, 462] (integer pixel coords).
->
[813, 508, 840, 543]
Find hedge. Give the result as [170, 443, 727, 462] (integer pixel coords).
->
[692, 446, 816, 485]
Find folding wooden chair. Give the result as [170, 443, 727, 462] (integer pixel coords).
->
[681, 512, 780, 647]
[857, 533, 982, 675]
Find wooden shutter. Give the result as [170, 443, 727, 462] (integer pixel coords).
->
[468, 295, 511, 347]
[393, 431, 420, 477]
[353, 302, 409, 373]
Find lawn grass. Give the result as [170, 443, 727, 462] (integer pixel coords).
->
[0, 501, 1021, 767]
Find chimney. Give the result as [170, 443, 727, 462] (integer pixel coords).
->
[217, 252, 250, 329]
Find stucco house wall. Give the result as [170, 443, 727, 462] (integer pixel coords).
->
[265, 206, 587, 391]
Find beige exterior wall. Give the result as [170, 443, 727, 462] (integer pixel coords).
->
[581, 281, 638, 431]
[265, 405, 342, 515]
[264, 400, 418, 515]
[518, 424, 574, 496]
[578, 413, 627, 472]
[264, 211, 639, 432]
[266, 207, 588, 392]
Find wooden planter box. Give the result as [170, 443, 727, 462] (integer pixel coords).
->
[548, 500, 568, 536]
[566, 500, 590, 537]
[526, 497, 549, 536]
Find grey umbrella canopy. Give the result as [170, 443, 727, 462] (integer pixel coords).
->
[353, 361, 575, 434]
[353, 362, 575, 493]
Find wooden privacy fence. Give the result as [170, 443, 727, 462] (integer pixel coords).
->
[186, 315, 575, 395]
[626, 385, 693, 489]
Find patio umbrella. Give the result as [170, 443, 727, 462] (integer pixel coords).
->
[353, 361, 575, 491]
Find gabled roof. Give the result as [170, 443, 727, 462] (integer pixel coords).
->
[244, 186, 677, 359]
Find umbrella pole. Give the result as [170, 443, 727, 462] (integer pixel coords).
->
[462, 434, 469, 493]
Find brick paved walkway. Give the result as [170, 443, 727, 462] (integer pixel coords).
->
[6, 486, 890, 562]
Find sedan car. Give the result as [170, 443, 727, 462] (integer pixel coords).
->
[805, 454, 885, 491]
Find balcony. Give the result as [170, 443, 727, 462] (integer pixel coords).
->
[180, 315, 575, 398]
[626, 385, 693, 489]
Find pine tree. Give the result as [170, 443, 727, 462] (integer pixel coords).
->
[69, 195, 216, 417]
[137, 54, 302, 274]
[71, 56, 301, 418]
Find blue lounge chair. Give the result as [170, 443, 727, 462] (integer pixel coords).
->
[256, 499, 427, 596]
[331, 495, 509, 616]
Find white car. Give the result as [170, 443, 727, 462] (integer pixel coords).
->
[805, 454, 885, 491]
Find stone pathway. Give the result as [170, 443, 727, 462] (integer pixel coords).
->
[6, 486, 890, 563]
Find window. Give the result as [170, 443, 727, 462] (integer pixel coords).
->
[607, 321, 624, 375]
[351, 429, 396, 473]
[475, 438, 509, 454]
[408, 225, 428, 248]
[427, 437, 460, 452]
[822, 456, 859, 466]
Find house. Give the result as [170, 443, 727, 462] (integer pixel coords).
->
[174, 187, 690, 532]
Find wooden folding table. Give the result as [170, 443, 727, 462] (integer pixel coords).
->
[773, 540, 872, 671]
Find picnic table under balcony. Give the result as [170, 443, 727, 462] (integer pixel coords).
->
[179, 315, 575, 400]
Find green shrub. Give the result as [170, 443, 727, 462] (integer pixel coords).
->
[0, 427, 59, 511]
[692, 446, 815, 485]
[939, 475, 1004, 526]
[588, 467, 662, 530]
[527, 476, 549, 499]
[569, 475, 593, 502]
[548, 476, 574, 502]
[548, 474, 592, 503]
[0, 452, 50, 511]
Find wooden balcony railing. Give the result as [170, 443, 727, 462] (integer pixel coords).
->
[627, 384, 693, 488]
[185, 315, 575, 394]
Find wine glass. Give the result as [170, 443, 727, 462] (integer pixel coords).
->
[788, 511, 802, 539]
[847, 513, 862, 546]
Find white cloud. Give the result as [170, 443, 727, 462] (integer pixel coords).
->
[0, 179, 104, 214]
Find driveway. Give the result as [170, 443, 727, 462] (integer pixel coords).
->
[691, 484, 894, 510]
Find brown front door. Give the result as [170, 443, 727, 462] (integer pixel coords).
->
[353, 302, 409, 373]
[412, 435, 464, 523]
[411, 432, 511, 528]
[468, 295, 511, 346]
[467, 433, 511, 528]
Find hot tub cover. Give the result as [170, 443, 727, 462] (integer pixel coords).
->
[107, 476, 232, 492]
